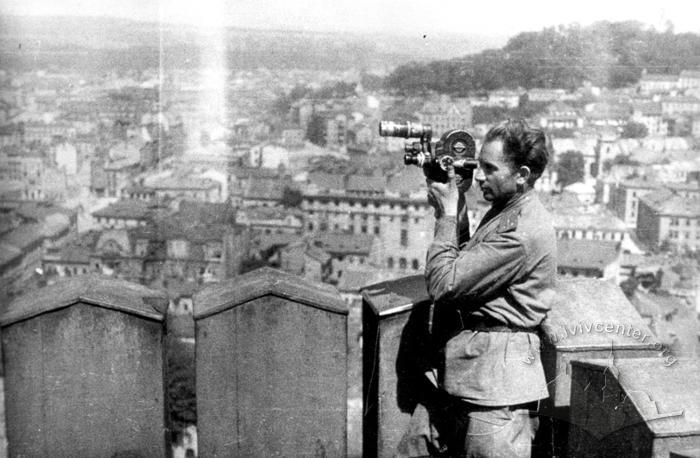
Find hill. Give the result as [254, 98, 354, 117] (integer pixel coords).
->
[385, 21, 700, 94]
[0, 15, 502, 73]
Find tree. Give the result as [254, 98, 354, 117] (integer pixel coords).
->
[556, 150, 585, 188]
[281, 186, 303, 208]
[305, 113, 326, 146]
[621, 121, 648, 139]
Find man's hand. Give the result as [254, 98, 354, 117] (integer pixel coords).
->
[426, 164, 459, 218]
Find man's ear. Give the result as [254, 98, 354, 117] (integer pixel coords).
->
[516, 166, 531, 186]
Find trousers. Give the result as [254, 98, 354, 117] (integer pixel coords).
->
[449, 402, 539, 458]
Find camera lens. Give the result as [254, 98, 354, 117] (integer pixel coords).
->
[379, 121, 432, 138]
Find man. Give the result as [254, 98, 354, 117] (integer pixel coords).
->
[424, 119, 556, 457]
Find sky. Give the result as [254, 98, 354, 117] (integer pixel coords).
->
[2, 0, 699, 37]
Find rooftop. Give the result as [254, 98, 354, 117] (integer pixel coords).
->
[92, 199, 168, 220]
[553, 208, 627, 232]
[557, 239, 620, 270]
[311, 232, 376, 256]
[639, 192, 700, 217]
[640, 73, 678, 82]
[346, 175, 386, 193]
[0, 223, 45, 251]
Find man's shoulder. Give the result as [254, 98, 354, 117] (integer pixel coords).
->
[497, 193, 553, 234]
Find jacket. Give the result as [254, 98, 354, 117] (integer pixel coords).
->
[425, 190, 557, 405]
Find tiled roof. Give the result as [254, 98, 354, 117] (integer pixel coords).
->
[557, 239, 620, 270]
[304, 244, 331, 264]
[237, 206, 303, 221]
[92, 199, 166, 220]
[659, 95, 700, 104]
[244, 179, 285, 200]
[680, 70, 700, 79]
[553, 209, 627, 232]
[631, 101, 663, 116]
[639, 192, 700, 217]
[150, 176, 220, 190]
[1, 223, 44, 251]
[386, 167, 426, 195]
[640, 73, 678, 82]
[619, 178, 662, 190]
[13, 201, 75, 223]
[311, 232, 375, 256]
[346, 175, 386, 193]
[232, 166, 285, 179]
[44, 244, 92, 264]
[176, 200, 236, 225]
[252, 232, 299, 251]
[307, 172, 346, 191]
[0, 242, 22, 266]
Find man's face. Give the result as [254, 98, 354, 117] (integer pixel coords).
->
[474, 140, 519, 205]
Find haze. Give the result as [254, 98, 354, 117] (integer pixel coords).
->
[2, 0, 699, 37]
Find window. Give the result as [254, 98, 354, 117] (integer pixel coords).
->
[399, 258, 407, 269]
[412, 259, 419, 270]
[361, 226, 367, 234]
[374, 227, 380, 235]
[400, 229, 408, 247]
[387, 257, 394, 269]
[671, 218, 679, 226]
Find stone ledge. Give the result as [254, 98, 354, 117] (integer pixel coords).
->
[0, 274, 168, 326]
[193, 267, 347, 320]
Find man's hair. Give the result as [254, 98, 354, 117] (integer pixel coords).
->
[483, 119, 549, 185]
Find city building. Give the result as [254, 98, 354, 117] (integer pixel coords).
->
[301, 171, 433, 274]
[638, 73, 678, 94]
[608, 179, 662, 228]
[416, 96, 473, 135]
[659, 95, 700, 116]
[527, 88, 568, 102]
[678, 70, 700, 90]
[583, 102, 630, 128]
[235, 206, 304, 235]
[92, 199, 170, 229]
[229, 167, 292, 207]
[630, 101, 668, 136]
[486, 90, 521, 108]
[277, 241, 332, 283]
[539, 102, 582, 130]
[637, 189, 700, 251]
[557, 239, 621, 283]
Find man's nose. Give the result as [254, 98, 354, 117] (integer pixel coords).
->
[474, 167, 485, 182]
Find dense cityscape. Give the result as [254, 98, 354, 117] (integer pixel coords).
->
[1, 15, 699, 455]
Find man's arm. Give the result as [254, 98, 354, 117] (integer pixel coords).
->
[457, 193, 470, 247]
[425, 218, 526, 305]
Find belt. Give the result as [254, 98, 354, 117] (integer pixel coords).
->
[461, 314, 536, 333]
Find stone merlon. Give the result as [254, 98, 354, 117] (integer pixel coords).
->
[193, 266, 347, 320]
[0, 274, 168, 326]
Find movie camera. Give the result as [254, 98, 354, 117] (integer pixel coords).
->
[378, 121, 477, 182]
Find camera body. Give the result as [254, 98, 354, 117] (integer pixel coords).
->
[379, 121, 477, 183]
